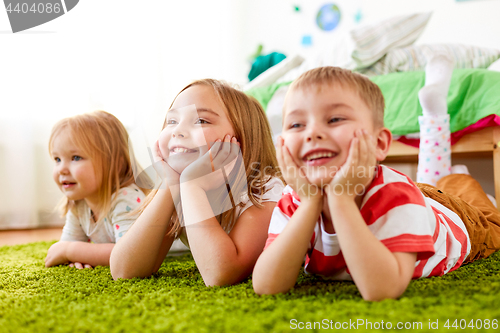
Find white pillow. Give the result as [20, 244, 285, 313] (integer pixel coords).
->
[361, 44, 500, 76]
[350, 12, 432, 69]
[489, 58, 500, 72]
[275, 12, 432, 84]
[243, 54, 304, 90]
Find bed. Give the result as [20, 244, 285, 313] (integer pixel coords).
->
[387, 126, 500, 208]
[244, 12, 500, 206]
[246, 71, 500, 201]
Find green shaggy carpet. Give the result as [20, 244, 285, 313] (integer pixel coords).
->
[1, 242, 499, 332]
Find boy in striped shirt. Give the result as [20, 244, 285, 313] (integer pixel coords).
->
[252, 66, 500, 301]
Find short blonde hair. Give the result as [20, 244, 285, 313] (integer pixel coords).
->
[137, 79, 283, 236]
[49, 111, 144, 217]
[288, 66, 385, 128]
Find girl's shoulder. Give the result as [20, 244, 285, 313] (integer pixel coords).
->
[231, 176, 285, 228]
[239, 176, 285, 206]
[110, 184, 146, 211]
[264, 176, 285, 189]
[112, 184, 145, 199]
[259, 176, 285, 199]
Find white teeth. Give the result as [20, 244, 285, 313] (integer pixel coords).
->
[171, 147, 193, 154]
[305, 152, 334, 161]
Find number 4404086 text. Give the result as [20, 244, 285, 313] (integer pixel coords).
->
[6, 2, 62, 14]
[444, 319, 498, 330]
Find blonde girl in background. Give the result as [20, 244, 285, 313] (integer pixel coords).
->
[45, 111, 148, 269]
[110, 79, 284, 285]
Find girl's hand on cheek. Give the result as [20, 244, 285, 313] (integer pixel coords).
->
[277, 137, 322, 203]
[180, 134, 240, 192]
[153, 140, 180, 187]
[326, 129, 377, 200]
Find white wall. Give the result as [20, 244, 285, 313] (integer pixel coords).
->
[0, 0, 248, 228]
[237, 0, 362, 72]
[361, 0, 500, 50]
[1, 0, 499, 228]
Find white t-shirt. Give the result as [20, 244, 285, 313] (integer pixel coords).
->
[60, 184, 146, 243]
[179, 177, 284, 247]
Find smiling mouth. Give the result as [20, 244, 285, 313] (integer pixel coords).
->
[303, 151, 337, 162]
[62, 182, 76, 188]
[170, 147, 198, 154]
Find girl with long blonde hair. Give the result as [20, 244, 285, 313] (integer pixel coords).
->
[110, 79, 284, 285]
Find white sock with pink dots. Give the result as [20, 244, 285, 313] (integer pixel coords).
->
[417, 53, 454, 185]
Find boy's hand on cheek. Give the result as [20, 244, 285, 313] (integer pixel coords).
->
[277, 137, 322, 204]
[326, 130, 377, 200]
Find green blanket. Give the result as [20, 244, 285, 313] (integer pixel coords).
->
[1, 241, 500, 332]
[246, 69, 500, 136]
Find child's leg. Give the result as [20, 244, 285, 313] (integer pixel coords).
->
[418, 175, 500, 263]
[437, 174, 500, 262]
[416, 54, 454, 186]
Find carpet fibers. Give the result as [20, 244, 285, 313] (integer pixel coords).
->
[0, 241, 499, 332]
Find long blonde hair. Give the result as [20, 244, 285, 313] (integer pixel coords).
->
[137, 79, 282, 236]
[49, 110, 148, 218]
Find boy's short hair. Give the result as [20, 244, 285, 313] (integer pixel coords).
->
[288, 66, 385, 128]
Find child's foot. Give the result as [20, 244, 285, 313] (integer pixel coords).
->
[450, 164, 470, 175]
[418, 53, 454, 116]
[487, 194, 497, 208]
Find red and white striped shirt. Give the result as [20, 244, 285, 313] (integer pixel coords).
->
[265, 165, 471, 280]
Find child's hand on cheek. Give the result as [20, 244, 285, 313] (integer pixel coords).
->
[153, 140, 181, 186]
[325, 129, 377, 200]
[277, 137, 322, 203]
[180, 134, 240, 192]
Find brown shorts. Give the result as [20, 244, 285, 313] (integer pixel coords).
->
[417, 174, 500, 264]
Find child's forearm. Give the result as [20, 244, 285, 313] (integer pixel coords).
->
[253, 199, 322, 295]
[181, 185, 269, 286]
[65, 242, 115, 266]
[185, 218, 248, 286]
[328, 195, 416, 301]
[110, 187, 176, 280]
